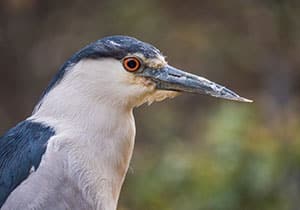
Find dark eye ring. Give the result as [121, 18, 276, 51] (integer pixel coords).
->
[123, 57, 142, 72]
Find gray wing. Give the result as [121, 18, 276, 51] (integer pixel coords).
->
[0, 120, 55, 206]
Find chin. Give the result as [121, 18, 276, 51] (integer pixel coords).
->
[133, 89, 180, 107]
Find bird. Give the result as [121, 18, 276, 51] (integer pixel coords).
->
[0, 35, 251, 210]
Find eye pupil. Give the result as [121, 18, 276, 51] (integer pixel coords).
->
[127, 60, 137, 69]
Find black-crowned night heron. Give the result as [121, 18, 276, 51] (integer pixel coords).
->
[0, 35, 251, 210]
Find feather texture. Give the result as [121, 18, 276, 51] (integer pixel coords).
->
[0, 120, 55, 206]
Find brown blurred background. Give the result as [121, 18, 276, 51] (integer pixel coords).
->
[1, 0, 300, 209]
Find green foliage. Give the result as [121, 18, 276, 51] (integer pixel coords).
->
[120, 103, 300, 210]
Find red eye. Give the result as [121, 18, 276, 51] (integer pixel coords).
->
[123, 57, 141, 72]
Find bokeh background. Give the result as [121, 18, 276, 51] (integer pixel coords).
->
[1, 0, 300, 209]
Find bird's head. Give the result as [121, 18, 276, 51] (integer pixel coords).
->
[37, 35, 251, 111]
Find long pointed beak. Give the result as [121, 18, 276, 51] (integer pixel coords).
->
[138, 65, 252, 102]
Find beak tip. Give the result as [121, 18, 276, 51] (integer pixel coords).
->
[234, 96, 253, 103]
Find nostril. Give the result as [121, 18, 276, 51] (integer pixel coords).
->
[168, 73, 182, 78]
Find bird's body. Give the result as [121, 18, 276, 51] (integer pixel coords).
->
[0, 36, 251, 210]
[2, 107, 135, 210]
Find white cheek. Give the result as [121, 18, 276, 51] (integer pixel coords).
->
[38, 58, 180, 109]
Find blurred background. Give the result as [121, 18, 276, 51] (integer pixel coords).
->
[0, 0, 300, 209]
